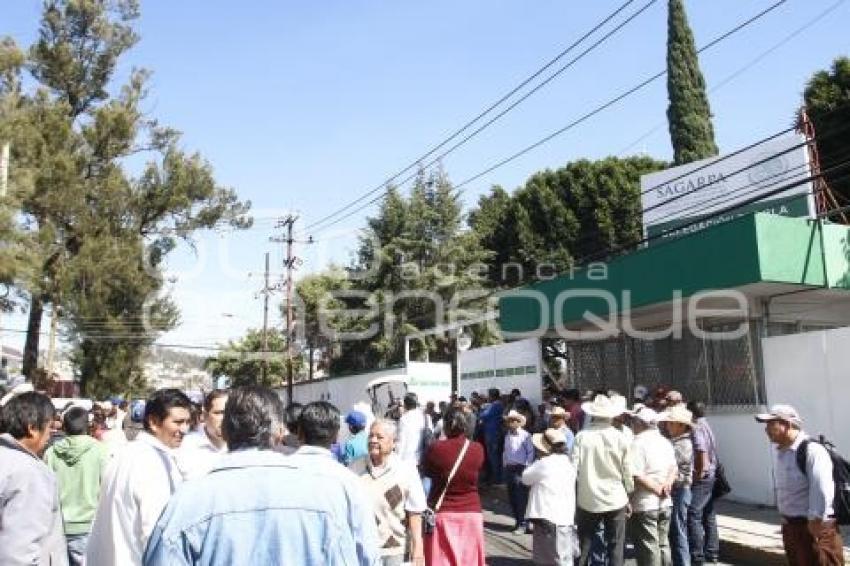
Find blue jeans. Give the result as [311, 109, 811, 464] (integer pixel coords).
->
[688, 478, 719, 563]
[504, 464, 530, 526]
[66, 533, 89, 566]
[484, 434, 503, 484]
[671, 485, 691, 566]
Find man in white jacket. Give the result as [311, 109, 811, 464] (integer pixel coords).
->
[396, 393, 431, 466]
[86, 388, 192, 566]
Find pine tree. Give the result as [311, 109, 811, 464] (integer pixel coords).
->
[2, 1, 251, 393]
[331, 167, 490, 372]
[666, 0, 719, 165]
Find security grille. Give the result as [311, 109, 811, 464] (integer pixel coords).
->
[563, 321, 762, 408]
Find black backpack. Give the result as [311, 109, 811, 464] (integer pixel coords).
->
[795, 435, 850, 525]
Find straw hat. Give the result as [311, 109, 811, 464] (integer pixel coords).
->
[548, 406, 569, 421]
[630, 406, 660, 425]
[532, 428, 566, 455]
[581, 394, 623, 420]
[659, 405, 694, 427]
[503, 409, 527, 428]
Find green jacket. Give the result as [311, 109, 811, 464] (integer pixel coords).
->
[44, 435, 109, 535]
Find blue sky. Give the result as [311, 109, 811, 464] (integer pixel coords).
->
[3, 0, 849, 354]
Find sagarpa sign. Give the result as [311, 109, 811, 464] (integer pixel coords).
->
[640, 133, 814, 238]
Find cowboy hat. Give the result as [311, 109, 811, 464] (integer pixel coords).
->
[659, 405, 693, 427]
[503, 409, 527, 428]
[581, 394, 623, 420]
[532, 428, 566, 455]
[610, 394, 628, 416]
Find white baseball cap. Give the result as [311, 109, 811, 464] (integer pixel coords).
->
[755, 404, 802, 427]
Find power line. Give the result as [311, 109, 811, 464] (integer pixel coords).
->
[394, 165, 850, 335]
[453, 0, 790, 191]
[308, 0, 790, 237]
[304, 0, 656, 232]
[29, 124, 850, 348]
[553, 109, 850, 256]
[646, 152, 850, 240]
[66, 159, 850, 350]
[616, 0, 847, 156]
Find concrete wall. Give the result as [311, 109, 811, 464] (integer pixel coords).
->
[762, 327, 850, 455]
[715, 325, 850, 506]
[711, 413, 776, 506]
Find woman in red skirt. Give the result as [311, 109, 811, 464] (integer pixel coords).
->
[421, 406, 486, 566]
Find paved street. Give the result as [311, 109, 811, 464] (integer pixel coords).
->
[481, 485, 739, 565]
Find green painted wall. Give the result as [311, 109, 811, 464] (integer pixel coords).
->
[500, 213, 850, 334]
[820, 221, 850, 289]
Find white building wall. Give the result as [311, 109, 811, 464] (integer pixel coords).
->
[714, 326, 850, 506]
[710, 413, 776, 505]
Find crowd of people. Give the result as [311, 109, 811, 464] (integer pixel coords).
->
[0, 381, 844, 566]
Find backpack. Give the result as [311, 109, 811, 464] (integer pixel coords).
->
[795, 435, 850, 525]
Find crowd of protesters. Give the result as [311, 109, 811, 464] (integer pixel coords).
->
[0, 379, 844, 566]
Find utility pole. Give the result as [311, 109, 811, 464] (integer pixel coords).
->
[46, 305, 59, 377]
[0, 143, 9, 363]
[260, 252, 271, 382]
[272, 214, 299, 405]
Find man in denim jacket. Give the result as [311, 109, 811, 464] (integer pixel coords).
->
[144, 389, 380, 566]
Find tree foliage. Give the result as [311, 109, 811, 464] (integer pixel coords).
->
[310, 168, 495, 373]
[469, 156, 666, 287]
[204, 329, 293, 388]
[804, 56, 850, 204]
[295, 266, 351, 378]
[666, 0, 718, 165]
[0, 0, 251, 395]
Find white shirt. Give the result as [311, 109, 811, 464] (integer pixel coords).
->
[775, 433, 834, 520]
[396, 408, 430, 465]
[112, 409, 127, 430]
[86, 432, 184, 566]
[177, 427, 228, 480]
[630, 428, 677, 513]
[573, 422, 634, 513]
[522, 453, 577, 526]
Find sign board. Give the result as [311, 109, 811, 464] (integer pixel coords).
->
[406, 361, 452, 406]
[459, 338, 543, 406]
[640, 133, 814, 239]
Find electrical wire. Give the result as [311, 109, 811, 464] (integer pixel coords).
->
[616, 0, 847, 156]
[28, 131, 849, 344]
[304, 0, 654, 232]
[307, 0, 790, 237]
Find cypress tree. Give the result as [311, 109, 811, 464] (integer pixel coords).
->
[666, 0, 719, 165]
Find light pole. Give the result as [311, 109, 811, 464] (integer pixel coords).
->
[455, 328, 472, 395]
